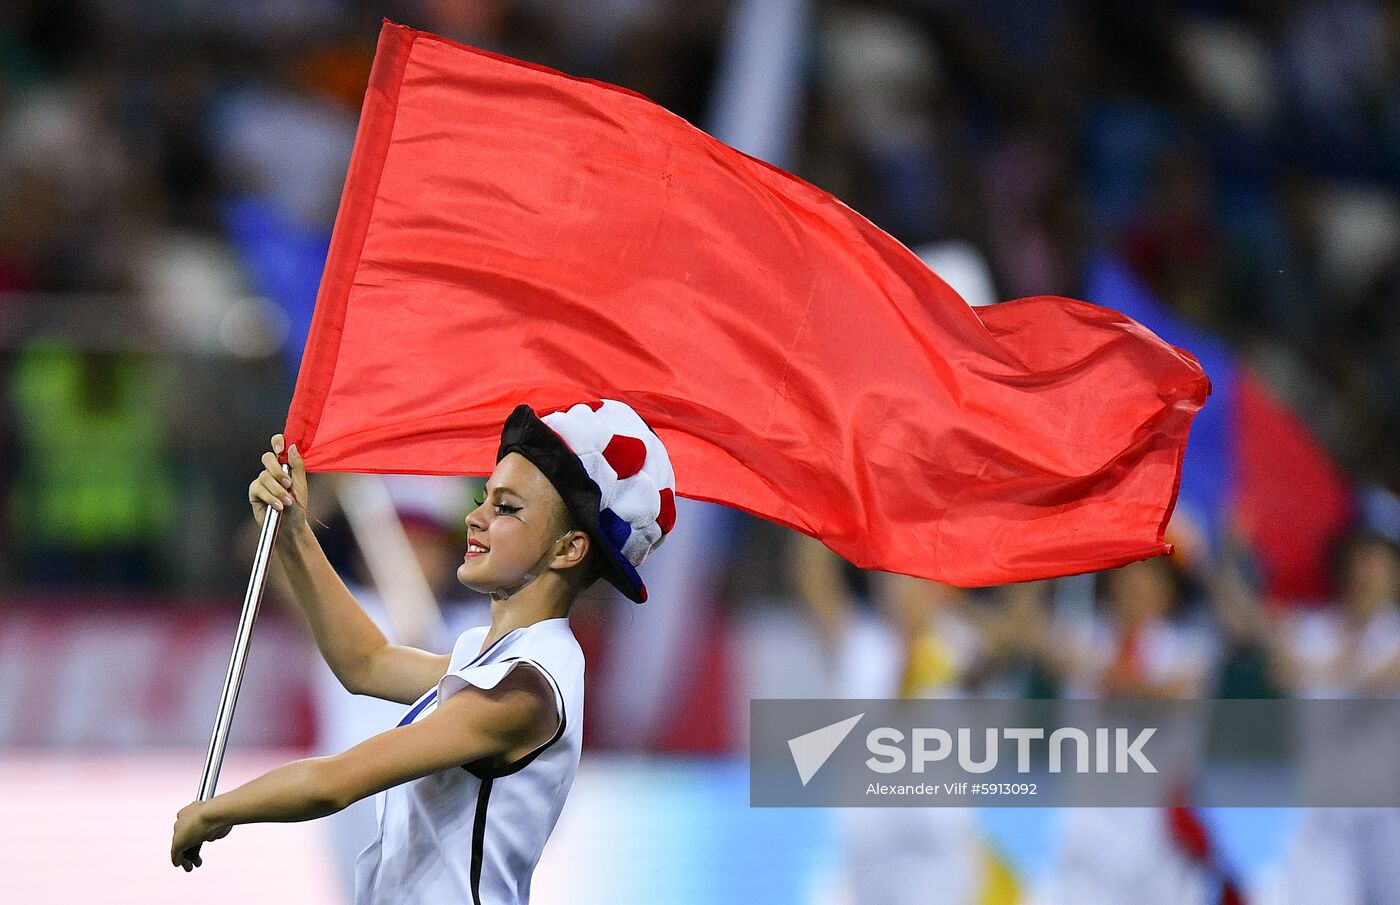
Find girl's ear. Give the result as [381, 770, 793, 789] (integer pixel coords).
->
[551, 528, 586, 567]
[566, 529, 590, 566]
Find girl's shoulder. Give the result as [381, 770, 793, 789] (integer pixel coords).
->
[448, 618, 582, 672]
[447, 623, 492, 667]
[511, 618, 584, 668]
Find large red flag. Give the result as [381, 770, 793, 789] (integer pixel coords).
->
[284, 21, 1209, 587]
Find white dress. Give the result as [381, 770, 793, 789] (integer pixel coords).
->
[353, 617, 585, 905]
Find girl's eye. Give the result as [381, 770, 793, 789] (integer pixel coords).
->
[471, 488, 518, 515]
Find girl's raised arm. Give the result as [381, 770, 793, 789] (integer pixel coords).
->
[251, 434, 450, 703]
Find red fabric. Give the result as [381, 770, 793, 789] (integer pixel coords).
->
[1106, 627, 1143, 695]
[1233, 370, 1353, 603]
[1167, 786, 1244, 905]
[1167, 804, 1211, 861]
[284, 21, 1209, 587]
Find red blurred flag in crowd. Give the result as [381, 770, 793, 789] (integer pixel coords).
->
[284, 21, 1209, 587]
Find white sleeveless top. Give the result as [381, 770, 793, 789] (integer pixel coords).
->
[353, 617, 585, 905]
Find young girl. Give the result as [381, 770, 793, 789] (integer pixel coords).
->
[171, 398, 677, 905]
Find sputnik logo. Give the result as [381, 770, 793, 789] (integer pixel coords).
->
[788, 713, 864, 786]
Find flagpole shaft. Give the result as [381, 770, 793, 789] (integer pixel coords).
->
[197, 463, 287, 801]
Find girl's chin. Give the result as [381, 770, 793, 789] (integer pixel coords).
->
[457, 566, 502, 596]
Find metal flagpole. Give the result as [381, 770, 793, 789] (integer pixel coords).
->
[197, 462, 289, 800]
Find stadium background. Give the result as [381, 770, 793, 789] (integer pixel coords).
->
[1, 0, 1398, 902]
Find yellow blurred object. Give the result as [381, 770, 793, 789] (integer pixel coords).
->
[898, 629, 959, 698]
[975, 839, 1022, 905]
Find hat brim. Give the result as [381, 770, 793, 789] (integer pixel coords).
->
[496, 404, 648, 603]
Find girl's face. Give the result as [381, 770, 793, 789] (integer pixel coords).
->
[456, 453, 576, 595]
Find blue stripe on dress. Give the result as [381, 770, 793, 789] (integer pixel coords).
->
[395, 626, 527, 728]
[397, 689, 439, 727]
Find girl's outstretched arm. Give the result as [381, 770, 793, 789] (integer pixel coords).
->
[171, 662, 558, 871]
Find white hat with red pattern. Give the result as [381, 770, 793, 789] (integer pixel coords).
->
[496, 398, 677, 603]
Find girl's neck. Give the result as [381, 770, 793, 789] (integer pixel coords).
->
[480, 579, 572, 651]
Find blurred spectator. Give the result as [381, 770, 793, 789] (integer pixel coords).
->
[812, 2, 947, 245]
[1122, 145, 1227, 328]
[1273, 527, 1400, 905]
[204, 56, 356, 228]
[1203, 534, 1286, 699]
[9, 340, 176, 588]
[1276, 528, 1400, 698]
[973, 580, 1065, 699]
[1050, 558, 1226, 905]
[1064, 558, 1217, 699]
[784, 532, 1019, 905]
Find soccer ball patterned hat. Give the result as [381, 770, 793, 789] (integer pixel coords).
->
[496, 399, 677, 603]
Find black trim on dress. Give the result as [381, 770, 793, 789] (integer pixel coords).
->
[469, 774, 494, 905]
[462, 657, 568, 779]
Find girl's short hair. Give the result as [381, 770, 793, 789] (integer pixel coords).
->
[551, 499, 606, 589]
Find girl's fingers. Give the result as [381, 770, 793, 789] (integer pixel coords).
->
[259, 475, 292, 508]
[176, 841, 203, 870]
[259, 451, 294, 486]
[262, 450, 297, 485]
[252, 439, 304, 518]
[249, 478, 282, 510]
